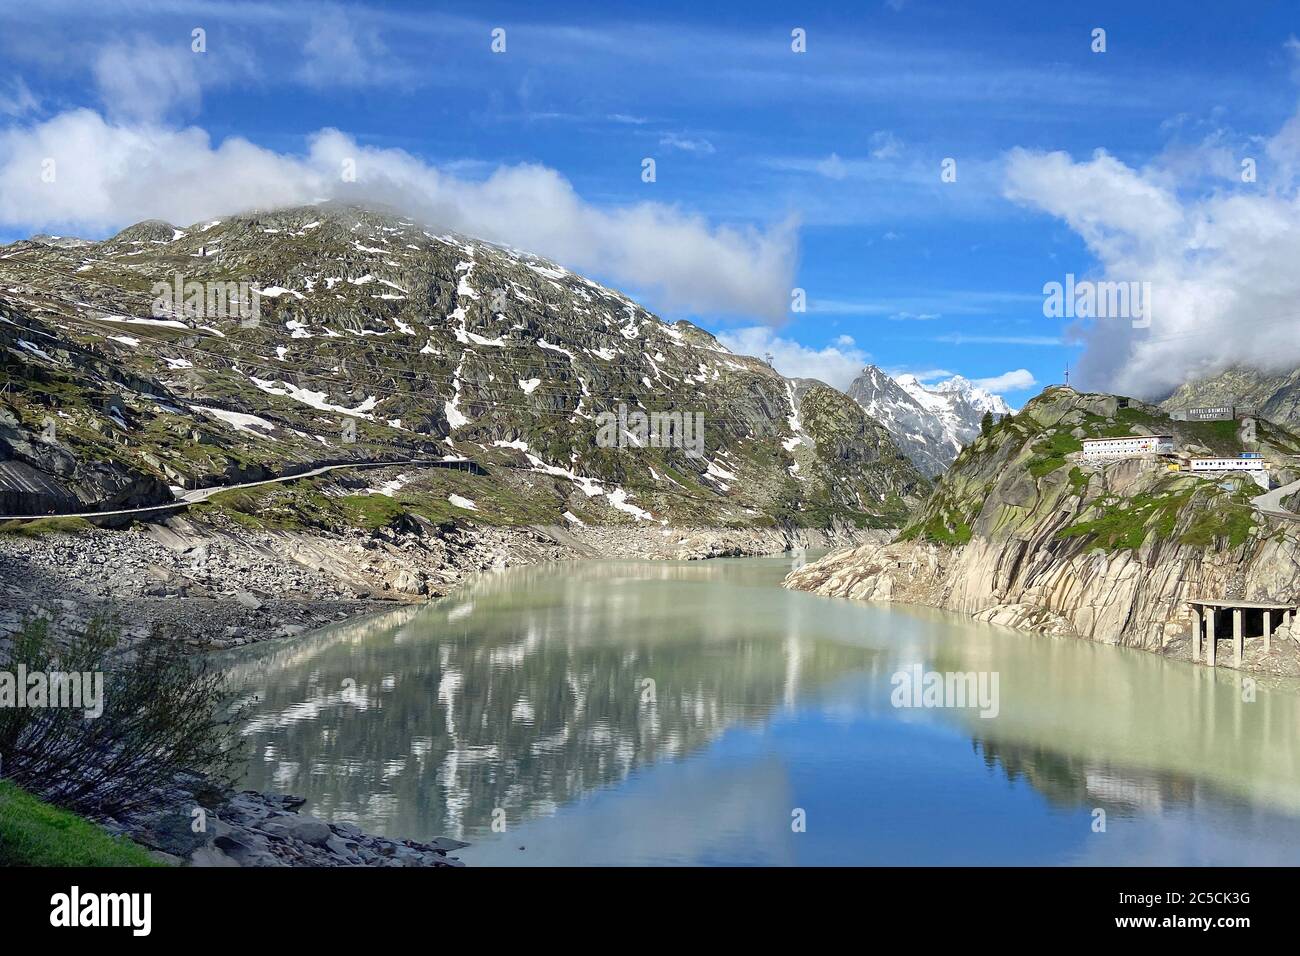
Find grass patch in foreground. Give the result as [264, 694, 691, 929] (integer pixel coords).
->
[0, 516, 94, 538]
[0, 781, 163, 867]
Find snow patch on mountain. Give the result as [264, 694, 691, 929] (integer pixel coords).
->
[846, 366, 1014, 477]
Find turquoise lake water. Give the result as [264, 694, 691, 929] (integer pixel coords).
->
[223, 555, 1300, 865]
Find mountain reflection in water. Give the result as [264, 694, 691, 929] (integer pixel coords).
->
[222, 555, 1300, 865]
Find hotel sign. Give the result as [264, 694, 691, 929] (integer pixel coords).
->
[1187, 406, 1234, 421]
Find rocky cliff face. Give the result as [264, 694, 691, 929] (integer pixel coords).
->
[0, 203, 927, 529]
[846, 364, 1013, 477]
[1161, 364, 1300, 428]
[786, 386, 1300, 664]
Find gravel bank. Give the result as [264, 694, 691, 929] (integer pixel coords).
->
[0, 514, 883, 651]
[0, 512, 571, 651]
[1, 514, 883, 866]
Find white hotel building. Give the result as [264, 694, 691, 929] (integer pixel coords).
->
[1188, 457, 1266, 473]
[1189, 456, 1269, 489]
[1080, 435, 1176, 459]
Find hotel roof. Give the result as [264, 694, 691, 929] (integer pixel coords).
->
[1081, 435, 1173, 442]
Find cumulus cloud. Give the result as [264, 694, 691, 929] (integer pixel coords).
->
[716, 326, 869, 389]
[970, 368, 1037, 392]
[717, 329, 1033, 397]
[0, 111, 796, 319]
[1003, 108, 1300, 397]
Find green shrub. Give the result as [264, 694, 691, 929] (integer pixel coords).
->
[1056, 490, 1192, 552]
[0, 617, 244, 818]
[1179, 506, 1255, 549]
[1026, 431, 1083, 478]
[898, 510, 972, 545]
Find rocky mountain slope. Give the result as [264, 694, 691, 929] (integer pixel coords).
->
[787, 386, 1300, 672]
[846, 364, 1013, 476]
[1161, 364, 1300, 428]
[0, 203, 928, 532]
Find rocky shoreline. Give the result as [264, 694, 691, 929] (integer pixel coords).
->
[0, 511, 877, 651]
[1, 510, 880, 866]
[102, 786, 468, 868]
[551, 520, 879, 562]
[0, 512, 567, 651]
[785, 532, 1300, 679]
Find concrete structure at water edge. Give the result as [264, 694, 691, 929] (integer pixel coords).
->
[1080, 435, 1176, 460]
[1186, 598, 1299, 668]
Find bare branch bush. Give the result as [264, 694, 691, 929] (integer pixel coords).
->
[0, 615, 245, 816]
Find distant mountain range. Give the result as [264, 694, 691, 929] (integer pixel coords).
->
[846, 365, 1014, 476]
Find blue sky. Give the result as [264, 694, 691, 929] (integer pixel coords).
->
[2, 0, 1300, 404]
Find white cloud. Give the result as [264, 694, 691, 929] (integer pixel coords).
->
[869, 130, 901, 160]
[1287, 35, 1300, 82]
[298, 10, 414, 88]
[93, 37, 203, 121]
[971, 368, 1037, 392]
[0, 77, 37, 117]
[1004, 105, 1300, 397]
[89, 35, 256, 122]
[659, 133, 716, 154]
[0, 111, 796, 320]
[1004, 147, 1183, 263]
[895, 367, 955, 382]
[807, 292, 1037, 317]
[716, 326, 869, 389]
[932, 332, 1063, 346]
[816, 152, 847, 180]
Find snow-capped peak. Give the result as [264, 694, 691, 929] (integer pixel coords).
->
[929, 374, 1014, 416]
[846, 365, 1015, 477]
[893, 373, 953, 415]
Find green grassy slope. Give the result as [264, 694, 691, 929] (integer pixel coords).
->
[0, 781, 164, 867]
